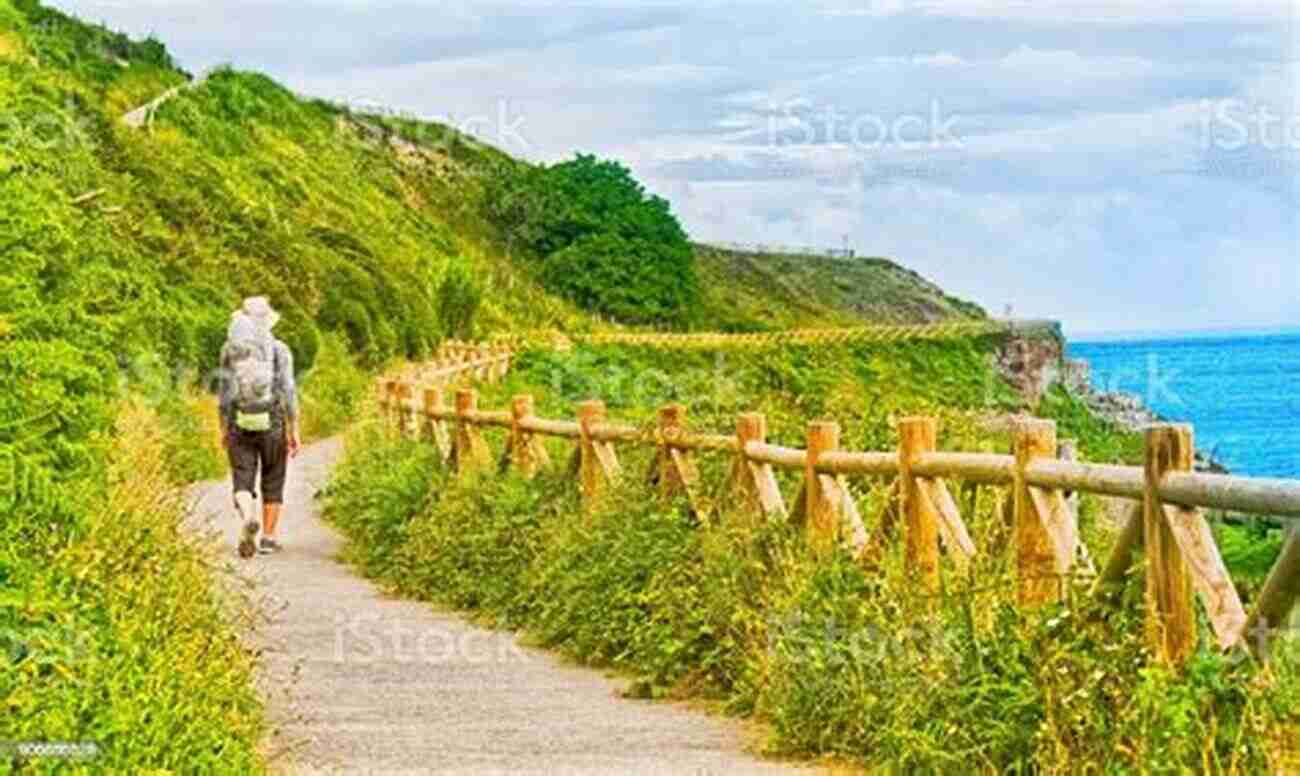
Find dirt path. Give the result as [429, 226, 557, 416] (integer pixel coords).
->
[191, 439, 804, 775]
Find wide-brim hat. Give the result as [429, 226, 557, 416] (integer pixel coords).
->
[242, 296, 281, 332]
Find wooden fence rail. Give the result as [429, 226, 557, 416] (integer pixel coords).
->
[378, 347, 1300, 667]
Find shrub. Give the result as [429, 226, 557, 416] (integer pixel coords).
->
[436, 262, 483, 340]
[482, 153, 699, 326]
[541, 233, 697, 326]
[298, 333, 371, 441]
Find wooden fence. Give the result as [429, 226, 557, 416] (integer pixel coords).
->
[480, 320, 1045, 353]
[380, 342, 1300, 667]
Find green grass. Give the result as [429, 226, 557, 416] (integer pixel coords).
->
[692, 244, 987, 331]
[1, 405, 264, 773]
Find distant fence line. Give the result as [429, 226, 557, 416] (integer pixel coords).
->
[379, 338, 1300, 669]
[485, 319, 1060, 353]
[699, 241, 857, 259]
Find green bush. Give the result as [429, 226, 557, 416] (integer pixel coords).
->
[482, 153, 699, 326]
[298, 333, 371, 441]
[436, 261, 483, 340]
[541, 233, 697, 326]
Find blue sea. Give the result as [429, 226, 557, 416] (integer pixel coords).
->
[1068, 328, 1300, 478]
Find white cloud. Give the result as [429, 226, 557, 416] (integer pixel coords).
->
[912, 52, 965, 67]
[913, 0, 1292, 24]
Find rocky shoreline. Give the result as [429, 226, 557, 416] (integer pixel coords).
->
[1062, 357, 1231, 474]
[992, 330, 1230, 474]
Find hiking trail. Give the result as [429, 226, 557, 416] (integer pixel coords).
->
[191, 438, 805, 775]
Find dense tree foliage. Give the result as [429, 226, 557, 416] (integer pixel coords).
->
[485, 154, 699, 326]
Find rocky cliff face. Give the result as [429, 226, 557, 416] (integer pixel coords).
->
[995, 328, 1063, 405]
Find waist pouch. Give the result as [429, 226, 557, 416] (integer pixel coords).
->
[235, 400, 277, 433]
[236, 411, 272, 432]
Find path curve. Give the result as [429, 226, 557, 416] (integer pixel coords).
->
[191, 439, 805, 775]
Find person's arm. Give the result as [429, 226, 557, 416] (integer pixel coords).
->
[278, 342, 301, 456]
[217, 344, 234, 448]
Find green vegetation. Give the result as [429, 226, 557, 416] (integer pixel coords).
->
[1, 405, 264, 772]
[435, 262, 484, 341]
[0, 1, 583, 767]
[325, 341, 1300, 771]
[693, 243, 987, 331]
[483, 153, 699, 326]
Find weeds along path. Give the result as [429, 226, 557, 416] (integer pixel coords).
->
[191, 439, 804, 775]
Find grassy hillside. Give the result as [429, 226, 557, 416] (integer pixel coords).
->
[693, 244, 986, 331]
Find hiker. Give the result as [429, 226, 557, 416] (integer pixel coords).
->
[219, 297, 301, 558]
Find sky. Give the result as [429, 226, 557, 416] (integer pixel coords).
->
[51, 0, 1299, 336]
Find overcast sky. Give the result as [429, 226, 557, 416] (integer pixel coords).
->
[52, 0, 1298, 336]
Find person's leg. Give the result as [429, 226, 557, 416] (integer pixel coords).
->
[263, 502, 282, 536]
[259, 429, 289, 549]
[229, 431, 262, 558]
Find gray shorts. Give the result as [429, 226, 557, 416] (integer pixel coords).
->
[228, 428, 288, 504]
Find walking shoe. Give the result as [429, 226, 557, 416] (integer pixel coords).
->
[238, 520, 260, 559]
[258, 538, 282, 555]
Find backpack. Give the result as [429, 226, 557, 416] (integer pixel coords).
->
[226, 315, 278, 431]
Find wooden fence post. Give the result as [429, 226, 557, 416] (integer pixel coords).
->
[495, 345, 511, 381]
[654, 404, 700, 511]
[899, 417, 940, 594]
[508, 394, 549, 478]
[732, 413, 785, 519]
[577, 400, 610, 507]
[1014, 418, 1058, 607]
[1242, 527, 1300, 657]
[805, 421, 840, 550]
[1144, 424, 1197, 665]
[397, 382, 417, 438]
[452, 388, 490, 477]
[423, 387, 451, 461]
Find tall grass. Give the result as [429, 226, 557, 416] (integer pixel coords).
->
[0, 405, 264, 772]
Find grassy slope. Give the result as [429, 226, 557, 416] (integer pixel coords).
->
[692, 244, 986, 331]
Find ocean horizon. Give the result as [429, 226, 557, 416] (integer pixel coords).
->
[1068, 327, 1300, 478]
[1068, 324, 1300, 343]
